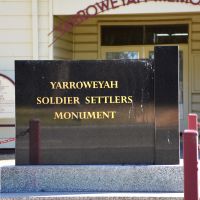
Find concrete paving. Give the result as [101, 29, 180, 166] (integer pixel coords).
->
[0, 192, 184, 200]
[0, 154, 15, 167]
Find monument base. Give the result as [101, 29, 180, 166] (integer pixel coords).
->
[0, 164, 183, 193]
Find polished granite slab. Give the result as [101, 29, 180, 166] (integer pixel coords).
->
[15, 46, 179, 165]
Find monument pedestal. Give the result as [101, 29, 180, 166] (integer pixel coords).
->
[1, 164, 183, 193]
[0, 164, 184, 199]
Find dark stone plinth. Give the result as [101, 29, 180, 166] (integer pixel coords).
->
[15, 46, 179, 165]
[154, 46, 179, 164]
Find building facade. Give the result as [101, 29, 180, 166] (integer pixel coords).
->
[0, 0, 200, 148]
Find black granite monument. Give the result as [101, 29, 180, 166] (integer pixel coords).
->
[15, 46, 179, 165]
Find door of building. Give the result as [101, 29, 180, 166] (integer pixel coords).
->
[101, 44, 189, 132]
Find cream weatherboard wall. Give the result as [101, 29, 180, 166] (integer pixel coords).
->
[0, 0, 51, 79]
[53, 16, 73, 60]
[0, 0, 32, 79]
[73, 18, 98, 60]
[191, 17, 200, 117]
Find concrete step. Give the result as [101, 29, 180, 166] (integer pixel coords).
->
[0, 192, 184, 200]
[0, 165, 183, 193]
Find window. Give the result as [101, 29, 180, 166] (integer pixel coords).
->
[101, 26, 143, 46]
[101, 24, 188, 46]
[106, 52, 139, 59]
[145, 25, 188, 44]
